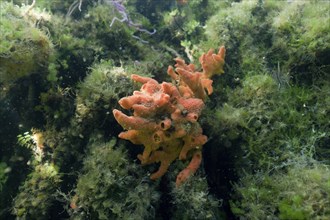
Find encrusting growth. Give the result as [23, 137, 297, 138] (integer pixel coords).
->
[113, 46, 226, 186]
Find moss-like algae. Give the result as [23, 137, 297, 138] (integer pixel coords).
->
[230, 161, 330, 219]
[0, 2, 54, 85]
[70, 138, 159, 220]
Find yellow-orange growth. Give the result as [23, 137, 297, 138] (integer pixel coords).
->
[113, 46, 226, 186]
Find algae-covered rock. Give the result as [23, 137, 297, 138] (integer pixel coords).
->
[203, 0, 330, 85]
[76, 60, 134, 123]
[203, 72, 329, 212]
[270, 0, 330, 84]
[0, 2, 54, 85]
[12, 163, 61, 219]
[70, 138, 159, 220]
[230, 161, 330, 219]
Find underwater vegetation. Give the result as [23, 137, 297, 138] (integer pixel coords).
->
[0, 2, 54, 86]
[0, 0, 329, 219]
[69, 138, 160, 220]
[230, 159, 330, 219]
